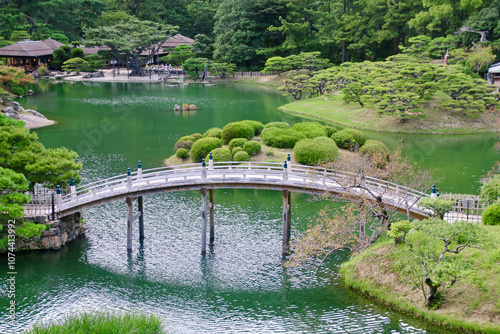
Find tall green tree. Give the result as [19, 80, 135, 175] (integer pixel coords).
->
[409, 0, 486, 35]
[84, 18, 177, 76]
[213, 0, 287, 70]
[0, 114, 82, 191]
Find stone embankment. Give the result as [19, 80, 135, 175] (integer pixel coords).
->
[1, 101, 55, 128]
[14, 212, 85, 251]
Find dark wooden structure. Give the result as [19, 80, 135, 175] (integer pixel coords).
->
[0, 38, 64, 70]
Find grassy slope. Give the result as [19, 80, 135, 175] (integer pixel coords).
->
[341, 226, 500, 333]
[230, 74, 500, 134]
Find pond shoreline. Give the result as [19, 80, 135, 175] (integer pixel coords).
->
[58, 71, 500, 135]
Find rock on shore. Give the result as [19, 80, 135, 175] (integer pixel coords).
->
[1, 101, 55, 128]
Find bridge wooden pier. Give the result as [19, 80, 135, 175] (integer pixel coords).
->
[49, 157, 432, 256]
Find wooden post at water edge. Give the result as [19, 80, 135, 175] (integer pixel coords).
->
[282, 189, 291, 255]
[201, 187, 207, 253]
[209, 189, 215, 245]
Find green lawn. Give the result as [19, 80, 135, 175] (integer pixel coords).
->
[340, 225, 500, 333]
[279, 93, 500, 135]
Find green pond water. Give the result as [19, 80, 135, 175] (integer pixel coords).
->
[0, 80, 497, 333]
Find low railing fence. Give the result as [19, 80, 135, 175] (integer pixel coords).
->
[440, 193, 491, 222]
[234, 71, 279, 77]
[24, 184, 69, 217]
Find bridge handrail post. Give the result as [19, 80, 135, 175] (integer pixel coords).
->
[70, 177, 76, 198]
[208, 152, 214, 170]
[287, 154, 291, 171]
[137, 160, 143, 179]
[283, 160, 288, 182]
[202, 159, 207, 180]
[127, 168, 131, 191]
[56, 185, 62, 211]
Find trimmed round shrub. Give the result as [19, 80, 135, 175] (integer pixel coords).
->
[233, 151, 250, 161]
[331, 131, 359, 151]
[205, 147, 232, 162]
[203, 127, 223, 138]
[221, 121, 254, 144]
[177, 135, 196, 143]
[359, 140, 390, 162]
[175, 148, 189, 159]
[190, 133, 203, 141]
[243, 141, 261, 156]
[341, 129, 366, 146]
[174, 140, 193, 152]
[37, 65, 48, 76]
[294, 137, 339, 166]
[232, 147, 244, 156]
[191, 137, 223, 163]
[228, 138, 248, 151]
[483, 202, 500, 225]
[264, 121, 290, 129]
[291, 122, 327, 139]
[261, 128, 306, 149]
[480, 174, 500, 202]
[325, 126, 339, 137]
[240, 120, 264, 135]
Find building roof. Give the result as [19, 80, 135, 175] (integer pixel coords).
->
[162, 34, 195, 48]
[139, 34, 195, 56]
[0, 38, 64, 57]
[488, 62, 500, 74]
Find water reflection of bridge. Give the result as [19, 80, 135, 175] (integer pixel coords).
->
[30, 160, 433, 255]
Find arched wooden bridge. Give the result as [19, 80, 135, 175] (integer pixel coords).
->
[50, 160, 431, 254]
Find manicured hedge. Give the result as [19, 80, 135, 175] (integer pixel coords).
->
[233, 151, 250, 161]
[359, 140, 390, 162]
[325, 126, 339, 137]
[177, 135, 196, 143]
[261, 128, 306, 149]
[291, 122, 327, 139]
[294, 137, 339, 166]
[231, 147, 244, 156]
[221, 121, 254, 144]
[191, 137, 223, 162]
[174, 140, 193, 152]
[175, 148, 188, 159]
[228, 138, 248, 151]
[240, 120, 264, 135]
[203, 127, 223, 138]
[243, 141, 261, 156]
[190, 133, 203, 141]
[341, 129, 366, 146]
[331, 130, 360, 151]
[264, 121, 290, 129]
[483, 202, 500, 225]
[206, 147, 232, 162]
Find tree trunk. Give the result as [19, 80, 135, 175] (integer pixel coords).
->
[393, 36, 400, 55]
[342, 42, 346, 63]
[129, 65, 144, 76]
[424, 276, 440, 307]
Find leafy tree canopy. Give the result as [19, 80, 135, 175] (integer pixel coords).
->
[84, 18, 178, 76]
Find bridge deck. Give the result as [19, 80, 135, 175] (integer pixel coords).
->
[51, 162, 431, 219]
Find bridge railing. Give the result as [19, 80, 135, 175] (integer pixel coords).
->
[58, 161, 429, 212]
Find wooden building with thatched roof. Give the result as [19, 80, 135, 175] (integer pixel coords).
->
[0, 38, 64, 69]
[140, 34, 195, 63]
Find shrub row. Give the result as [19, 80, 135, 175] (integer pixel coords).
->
[174, 121, 390, 167]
